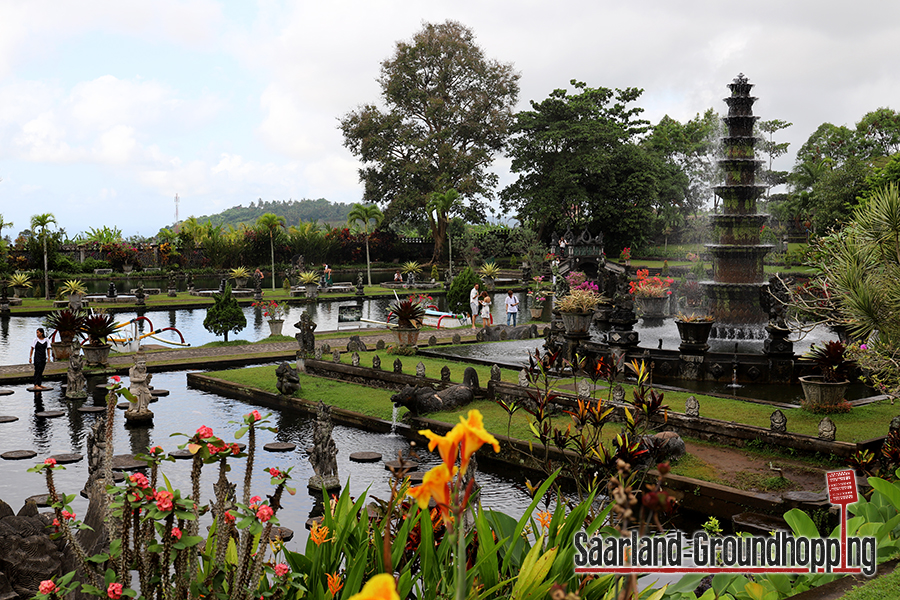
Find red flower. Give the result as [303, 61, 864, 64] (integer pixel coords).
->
[107, 582, 123, 599]
[155, 490, 174, 512]
[224, 511, 235, 523]
[171, 526, 182, 540]
[196, 425, 213, 439]
[44, 458, 57, 466]
[249, 495, 261, 506]
[149, 446, 163, 454]
[110, 376, 121, 384]
[129, 472, 149, 489]
[274, 563, 289, 577]
[266, 467, 282, 479]
[39, 580, 57, 595]
[249, 410, 261, 422]
[256, 505, 274, 522]
[230, 444, 241, 455]
[61, 510, 75, 521]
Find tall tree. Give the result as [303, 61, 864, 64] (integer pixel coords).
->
[855, 108, 900, 157]
[347, 203, 383, 286]
[757, 118, 793, 201]
[256, 213, 286, 291]
[30, 213, 56, 300]
[426, 189, 462, 266]
[500, 81, 662, 250]
[340, 20, 520, 264]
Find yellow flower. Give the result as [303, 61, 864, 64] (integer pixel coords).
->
[455, 410, 500, 475]
[407, 463, 454, 522]
[310, 520, 329, 546]
[419, 427, 462, 470]
[347, 573, 399, 600]
[327, 572, 344, 595]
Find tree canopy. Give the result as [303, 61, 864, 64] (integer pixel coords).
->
[340, 20, 520, 263]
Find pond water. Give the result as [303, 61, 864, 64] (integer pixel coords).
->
[0, 369, 548, 549]
[0, 291, 544, 366]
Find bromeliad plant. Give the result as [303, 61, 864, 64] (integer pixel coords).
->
[802, 340, 856, 383]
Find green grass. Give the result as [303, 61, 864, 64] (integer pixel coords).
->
[670, 454, 727, 486]
[334, 348, 521, 385]
[838, 562, 900, 600]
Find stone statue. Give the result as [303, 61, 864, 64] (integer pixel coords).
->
[684, 395, 700, 417]
[275, 362, 301, 396]
[65, 344, 87, 399]
[135, 280, 146, 306]
[391, 367, 480, 416]
[125, 353, 154, 422]
[308, 402, 339, 491]
[107, 281, 117, 298]
[770, 409, 787, 433]
[167, 271, 177, 297]
[294, 311, 317, 356]
[818, 417, 836, 441]
[187, 273, 195, 292]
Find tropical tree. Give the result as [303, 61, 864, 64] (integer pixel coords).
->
[427, 189, 462, 267]
[347, 203, 383, 286]
[30, 213, 57, 300]
[203, 284, 246, 342]
[340, 20, 520, 264]
[256, 213, 286, 290]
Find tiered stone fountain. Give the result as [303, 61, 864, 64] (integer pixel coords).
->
[703, 74, 772, 336]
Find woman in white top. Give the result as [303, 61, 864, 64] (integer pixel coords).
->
[28, 327, 52, 390]
[480, 292, 492, 327]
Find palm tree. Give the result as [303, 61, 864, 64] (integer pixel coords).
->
[427, 189, 461, 266]
[256, 213, 286, 290]
[30, 213, 57, 300]
[0, 214, 12, 242]
[347, 203, 384, 286]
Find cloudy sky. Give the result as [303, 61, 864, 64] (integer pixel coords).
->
[1, 1, 898, 238]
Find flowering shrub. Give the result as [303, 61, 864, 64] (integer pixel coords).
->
[620, 247, 631, 261]
[629, 268, 673, 298]
[527, 275, 548, 308]
[252, 298, 285, 322]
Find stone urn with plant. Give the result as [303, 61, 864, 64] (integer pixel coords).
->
[629, 268, 673, 320]
[229, 266, 250, 289]
[556, 287, 603, 335]
[253, 298, 286, 336]
[8, 273, 31, 298]
[674, 312, 715, 353]
[80, 312, 117, 366]
[799, 340, 856, 411]
[400, 260, 423, 285]
[388, 296, 426, 347]
[298, 271, 319, 299]
[479, 261, 501, 291]
[60, 279, 88, 310]
[44, 308, 87, 361]
[527, 275, 548, 320]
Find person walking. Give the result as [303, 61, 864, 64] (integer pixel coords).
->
[480, 292, 492, 328]
[28, 327, 51, 391]
[505, 290, 519, 326]
[469, 283, 480, 329]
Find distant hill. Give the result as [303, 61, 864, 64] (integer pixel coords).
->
[179, 198, 356, 229]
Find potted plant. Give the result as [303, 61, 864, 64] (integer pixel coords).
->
[253, 299, 286, 336]
[8, 273, 31, 298]
[674, 312, 715, 353]
[298, 271, 319, 299]
[388, 297, 426, 347]
[799, 341, 856, 410]
[629, 268, 673, 319]
[60, 279, 88, 309]
[527, 275, 548, 320]
[80, 313, 118, 366]
[479, 261, 501, 291]
[555, 288, 603, 335]
[44, 308, 87, 360]
[230, 266, 250, 288]
[400, 261, 423, 285]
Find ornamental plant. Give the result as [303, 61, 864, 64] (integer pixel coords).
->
[628, 268, 673, 298]
[555, 288, 603, 313]
[527, 275, 548, 308]
[252, 298, 285, 322]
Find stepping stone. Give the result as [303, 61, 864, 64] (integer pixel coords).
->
[263, 442, 296, 453]
[26, 494, 51, 507]
[77, 406, 107, 413]
[111, 454, 146, 471]
[2, 450, 37, 460]
[305, 516, 324, 530]
[350, 451, 383, 463]
[49, 453, 83, 464]
[0, 416, 19, 423]
[384, 460, 418, 472]
[35, 410, 65, 418]
[117, 402, 131, 410]
[150, 389, 169, 397]
[270, 526, 294, 542]
[402, 471, 426, 484]
[169, 449, 194, 460]
[0, 390, 14, 396]
[27, 387, 53, 392]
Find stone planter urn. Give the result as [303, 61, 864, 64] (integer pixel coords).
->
[530, 307, 544, 320]
[123, 264, 133, 274]
[395, 327, 420, 347]
[675, 319, 714, 353]
[560, 311, 593, 335]
[268, 319, 285, 337]
[637, 296, 669, 319]
[68, 293, 84, 310]
[51, 341, 74, 361]
[13, 286, 28, 298]
[483, 276, 495, 291]
[234, 277, 248, 289]
[82, 343, 111, 367]
[799, 376, 850, 408]
[305, 283, 319, 299]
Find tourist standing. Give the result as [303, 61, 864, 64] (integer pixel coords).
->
[28, 328, 51, 390]
[469, 283, 480, 329]
[505, 290, 519, 326]
[480, 292, 492, 328]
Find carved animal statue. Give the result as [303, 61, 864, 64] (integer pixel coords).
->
[275, 362, 301, 396]
[391, 367, 479, 415]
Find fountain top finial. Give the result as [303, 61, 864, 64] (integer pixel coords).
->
[734, 73, 748, 84]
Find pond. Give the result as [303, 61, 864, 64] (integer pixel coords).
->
[0, 292, 545, 366]
[0, 368, 549, 549]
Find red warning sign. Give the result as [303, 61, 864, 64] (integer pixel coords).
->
[826, 470, 858, 505]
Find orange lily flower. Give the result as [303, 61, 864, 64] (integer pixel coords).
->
[347, 573, 399, 600]
[327, 572, 344, 595]
[419, 427, 462, 470]
[455, 410, 500, 474]
[310, 520, 329, 546]
[407, 463, 454, 522]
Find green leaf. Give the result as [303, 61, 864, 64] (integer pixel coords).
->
[869, 477, 900, 513]
[783, 508, 820, 538]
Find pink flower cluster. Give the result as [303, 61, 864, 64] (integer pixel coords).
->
[274, 563, 290, 577]
[129, 472, 150, 489]
[256, 505, 274, 522]
[107, 582, 123, 599]
[196, 425, 213, 439]
[155, 490, 174, 512]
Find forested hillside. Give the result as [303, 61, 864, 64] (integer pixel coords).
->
[185, 198, 354, 229]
